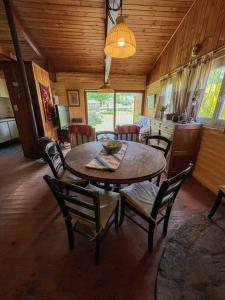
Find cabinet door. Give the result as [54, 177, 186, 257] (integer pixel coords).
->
[0, 122, 11, 143]
[0, 78, 9, 98]
[8, 120, 19, 139]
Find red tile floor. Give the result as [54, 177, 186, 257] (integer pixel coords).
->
[0, 150, 216, 300]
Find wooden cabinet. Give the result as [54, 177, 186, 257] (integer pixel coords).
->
[0, 78, 9, 98]
[151, 119, 202, 177]
[0, 122, 11, 143]
[0, 119, 19, 143]
[8, 120, 19, 139]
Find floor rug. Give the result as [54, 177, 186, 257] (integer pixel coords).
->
[156, 210, 225, 300]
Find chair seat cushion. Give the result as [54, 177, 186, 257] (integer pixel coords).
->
[68, 184, 119, 230]
[120, 181, 159, 217]
[61, 170, 88, 186]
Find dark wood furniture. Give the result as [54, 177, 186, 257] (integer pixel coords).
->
[65, 141, 166, 185]
[41, 140, 87, 186]
[44, 175, 119, 264]
[119, 163, 193, 252]
[208, 186, 225, 219]
[151, 119, 201, 177]
[146, 135, 172, 185]
[96, 131, 118, 141]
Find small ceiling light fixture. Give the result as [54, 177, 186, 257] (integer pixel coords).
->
[104, 0, 136, 59]
[97, 82, 114, 93]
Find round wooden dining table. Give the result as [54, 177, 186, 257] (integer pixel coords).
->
[65, 141, 166, 185]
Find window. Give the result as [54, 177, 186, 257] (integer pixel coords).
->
[198, 63, 225, 125]
[164, 83, 173, 113]
[86, 91, 143, 131]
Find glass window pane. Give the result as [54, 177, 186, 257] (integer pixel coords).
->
[115, 92, 142, 126]
[198, 66, 225, 119]
[86, 91, 114, 131]
[164, 83, 173, 113]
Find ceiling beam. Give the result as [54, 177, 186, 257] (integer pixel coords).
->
[12, 6, 46, 62]
[104, 0, 120, 83]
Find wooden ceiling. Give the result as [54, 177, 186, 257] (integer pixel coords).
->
[0, 0, 196, 75]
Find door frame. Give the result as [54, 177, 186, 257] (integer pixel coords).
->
[85, 90, 145, 129]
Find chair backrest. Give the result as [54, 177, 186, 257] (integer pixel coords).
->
[116, 125, 140, 142]
[69, 124, 95, 147]
[151, 163, 194, 218]
[42, 141, 65, 179]
[96, 131, 118, 141]
[43, 175, 101, 232]
[146, 135, 171, 158]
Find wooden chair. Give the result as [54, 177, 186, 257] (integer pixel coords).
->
[119, 163, 193, 252]
[69, 124, 95, 148]
[43, 175, 120, 264]
[208, 186, 225, 219]
[96, 131, 118, 141]
[116, 125, 140, 142]
[42, 140, 87, 187]
[146, 135, 172, 185]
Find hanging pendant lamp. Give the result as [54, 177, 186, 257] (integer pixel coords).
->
[104, 13, 136, 59]
[97, 82, 114, 93]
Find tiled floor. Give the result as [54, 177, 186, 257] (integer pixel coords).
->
[0, 150, 216, 300]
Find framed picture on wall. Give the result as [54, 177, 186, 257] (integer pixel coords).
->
[147, 94, 156, 109]
[67, 90, 80, 106]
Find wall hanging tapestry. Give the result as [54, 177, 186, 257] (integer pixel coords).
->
[39, 83, 53, 121]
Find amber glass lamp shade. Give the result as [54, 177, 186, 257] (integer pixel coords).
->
[104, 16, 136, 59]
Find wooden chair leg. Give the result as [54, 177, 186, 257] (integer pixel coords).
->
[148, 222, 155, 252]
[208, 190, 223, 219]
[163, 206, 172, 236]
[156, 174, 161, 186]
[114, 202, 119, 231]
[95, 235, 101, 265]
[119, 196, 126, 226]
[65, 220, 74, 250]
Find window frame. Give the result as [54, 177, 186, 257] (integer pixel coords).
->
[197, 62, 225, 127]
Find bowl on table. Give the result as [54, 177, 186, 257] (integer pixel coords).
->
[102, 140, 122, 155]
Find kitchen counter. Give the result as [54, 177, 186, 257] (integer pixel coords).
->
[0, 117, 15, 123]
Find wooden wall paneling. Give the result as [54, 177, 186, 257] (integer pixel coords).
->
[148, 0, 225, 83]
[51, 72, 147, 122]
[29, 62, 57, 139]
[0, 61, 39, 158]
[193, 127, 225, 194]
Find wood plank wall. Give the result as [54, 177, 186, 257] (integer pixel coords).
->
[148, 0, 225, 84]
[193, 127, 225, 194]
[51, 73, 147, 122]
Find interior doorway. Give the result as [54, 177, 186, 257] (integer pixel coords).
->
[85, 91, 143, 132]
[0, 69, 21, 154]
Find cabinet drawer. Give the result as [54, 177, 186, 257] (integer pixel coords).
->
[0, 122, 11, 143]
[8, 120, 19, 139]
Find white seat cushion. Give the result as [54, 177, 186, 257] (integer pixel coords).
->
[67, 184, 120, 230]
[61, 169, 88, 186]
[120, 181, 159, 217]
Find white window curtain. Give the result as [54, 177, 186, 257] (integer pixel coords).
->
[173, 67, 190, 115]
[186, 53, 213, 119]
[156, 76, 174, 116]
